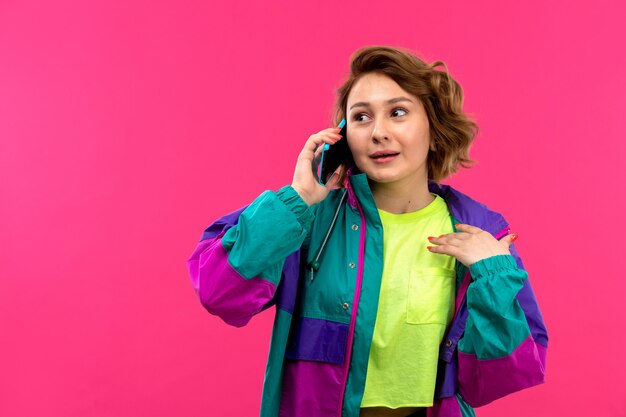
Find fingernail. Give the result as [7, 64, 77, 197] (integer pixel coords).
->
[427, 236, 434, 240]
[427, 246, 433, 250]
[510, 233, 518, 242]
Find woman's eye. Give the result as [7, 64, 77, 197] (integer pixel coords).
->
[353, 108, 407, 122]
[392, 108, 408, 117]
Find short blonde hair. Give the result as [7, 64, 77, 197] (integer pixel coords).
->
[331, 45, 479, 186]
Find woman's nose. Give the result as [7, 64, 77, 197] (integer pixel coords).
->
[371, 123, 390, 142]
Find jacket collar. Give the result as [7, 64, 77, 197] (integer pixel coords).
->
[345, 169, 509, 236]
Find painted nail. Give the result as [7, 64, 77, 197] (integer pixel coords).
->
[510, 233, 519, 242]
[427, 246, 433, 250]
[428, 236, 434, 240]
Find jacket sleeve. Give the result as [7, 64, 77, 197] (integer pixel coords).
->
[185, 185, 316, 327]
[456, 243, 548, 407]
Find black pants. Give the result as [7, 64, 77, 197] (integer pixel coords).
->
[405, 409, 427, 417]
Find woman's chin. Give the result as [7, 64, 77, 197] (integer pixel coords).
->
[366, 173, 399, 185]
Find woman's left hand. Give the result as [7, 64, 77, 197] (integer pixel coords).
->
[426, 223, 518, 268]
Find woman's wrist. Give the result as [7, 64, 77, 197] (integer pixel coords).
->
[276, 185, 316, 228]
[290, 184, 315, 206]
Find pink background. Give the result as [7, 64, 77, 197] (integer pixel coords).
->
[1, 0, 624, 416]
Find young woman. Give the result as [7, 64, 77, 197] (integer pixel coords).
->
[186, 46, 548, 417]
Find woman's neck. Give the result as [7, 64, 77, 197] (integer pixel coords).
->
[369, 177, 434, 215]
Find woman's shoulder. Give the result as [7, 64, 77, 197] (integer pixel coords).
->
[305, 188, 351, 232]
[431, 181, 509, 233]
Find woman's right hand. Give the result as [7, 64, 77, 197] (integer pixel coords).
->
[291, 126, 344, 206]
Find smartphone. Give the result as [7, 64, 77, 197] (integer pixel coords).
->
[317, 118, 352, 185]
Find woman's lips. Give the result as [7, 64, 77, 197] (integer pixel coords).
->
[370, 154, 399, 164]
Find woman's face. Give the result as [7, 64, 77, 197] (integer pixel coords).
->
[346, 72, 431, 189]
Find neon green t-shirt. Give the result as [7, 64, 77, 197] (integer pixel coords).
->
[360, 193, 456, 408]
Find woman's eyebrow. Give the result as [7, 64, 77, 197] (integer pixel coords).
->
[349, 96, 413, 111]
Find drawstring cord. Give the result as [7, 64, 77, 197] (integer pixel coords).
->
[309, 189, 348, 282]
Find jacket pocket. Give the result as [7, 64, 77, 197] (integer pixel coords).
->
[284, 316, 349, 365]
[406, 266, 456, 325]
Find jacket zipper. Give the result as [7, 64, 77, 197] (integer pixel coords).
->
[336, 195, 367, 417]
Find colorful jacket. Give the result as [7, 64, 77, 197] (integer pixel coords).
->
[186, 171, 548, 417]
